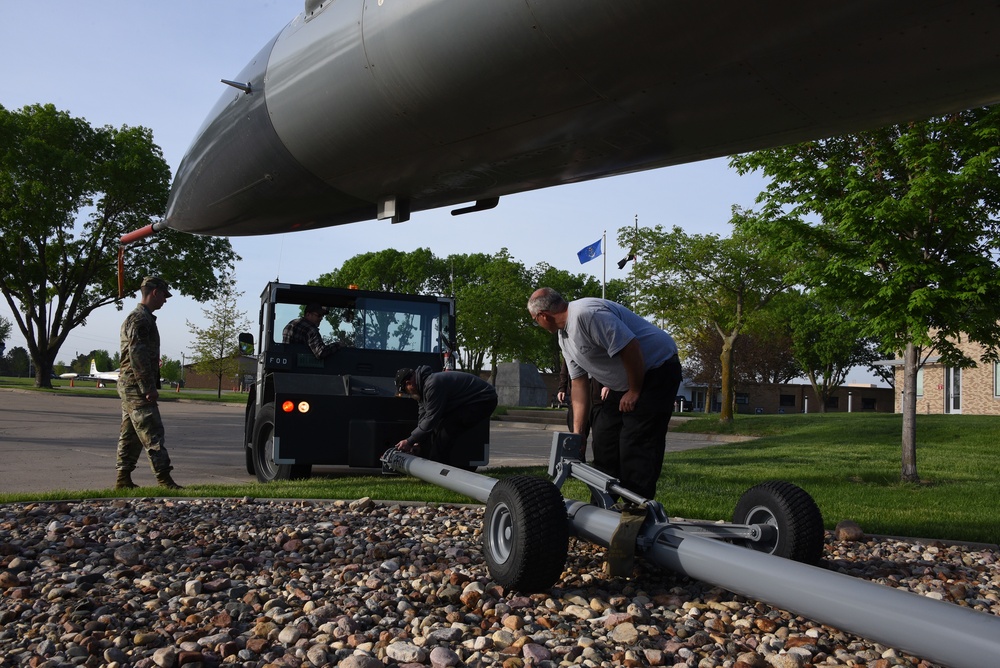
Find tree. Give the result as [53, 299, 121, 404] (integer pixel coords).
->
[0, 314, 11, 358]
[774, 290, 877, 412]
[731, 106, 1000, 481]
[678, 321, 800, 413]
[159, 356, 182, 384]
[6, 346, 29, 377]
[187, 272, 251, 398]
[450, 250, 534, 381]
[0, 103, 239, 388]
[624, 209, 792, 422]
[314, 247, 447, 295]
[68, 349, 116, 375]
[603, 277, 636, 311]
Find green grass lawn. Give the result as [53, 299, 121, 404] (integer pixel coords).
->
[666, 413, 1000, 545]
[2, 377, 997, 545]
[0, 375, 244, 402]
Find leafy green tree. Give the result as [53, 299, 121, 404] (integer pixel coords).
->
[314, 247, 447, 295]
[775, 290, 882, 412]
[731, 107, 1000, 481]
[450, 250, 534, 381]
[735, 331, 801, 386]
[6, 346, 29, 377]
[0, 103, 239, 388]
[623, 209, 791, 422]
[68, 349, 116, 375]
[0, 314, 10, 357]
[159, 356, 182, 384]
[187, 272, 251, 398]
[604, 277, 636, 311]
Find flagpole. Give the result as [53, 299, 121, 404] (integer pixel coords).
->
[602, 229, 606, 299]
[633, 215, 638, 306]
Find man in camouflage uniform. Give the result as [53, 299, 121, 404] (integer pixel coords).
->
[115, 276, 182, 490]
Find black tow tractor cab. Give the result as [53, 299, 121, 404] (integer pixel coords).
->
[241, 282, 488, 482]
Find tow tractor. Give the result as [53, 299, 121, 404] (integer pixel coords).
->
[240, 281, 488, 482]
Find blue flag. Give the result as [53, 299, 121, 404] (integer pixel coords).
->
[577, 238, 602, 264]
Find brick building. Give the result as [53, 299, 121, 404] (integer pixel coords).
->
[679, 382, 894, 415]
[886, 339, 1000, 415]
[180, 356, 257, 392]
[536, 368, 893, 414]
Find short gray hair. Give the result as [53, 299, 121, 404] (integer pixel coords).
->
[527, 287, 568, 316]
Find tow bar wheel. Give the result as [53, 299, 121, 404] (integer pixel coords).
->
[483, 476, 569, 592]
[732, 480, 825, 565]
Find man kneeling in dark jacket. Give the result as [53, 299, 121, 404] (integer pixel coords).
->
[393, 365, 497, 466]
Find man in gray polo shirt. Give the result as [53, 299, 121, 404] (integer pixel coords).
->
[528, 287, 682, 500]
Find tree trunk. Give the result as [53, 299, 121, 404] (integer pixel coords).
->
[719, 335, 736, 423]
[33, 349, 55, 389]
[900, 342, 919, 482]
[805, 371, 828, 414]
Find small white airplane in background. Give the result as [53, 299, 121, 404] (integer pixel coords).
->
[87, 359, 120, 383]
[64, 359, 120, 386]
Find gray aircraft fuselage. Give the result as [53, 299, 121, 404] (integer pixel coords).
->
[162, 0, 1000, 237]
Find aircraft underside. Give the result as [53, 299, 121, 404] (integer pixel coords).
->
[162, 0, 1000, 237]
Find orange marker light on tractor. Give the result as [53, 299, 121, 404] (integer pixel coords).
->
[282, 400, 295, 413]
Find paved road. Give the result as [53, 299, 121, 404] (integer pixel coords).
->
[0, 389, 734, 494]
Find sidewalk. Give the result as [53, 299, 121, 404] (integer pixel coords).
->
[486, 413, 754, 468]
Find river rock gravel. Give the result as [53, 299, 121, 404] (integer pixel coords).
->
[0, 497, 997, 668]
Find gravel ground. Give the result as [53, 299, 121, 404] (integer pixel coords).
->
[0, 497, 997, 668]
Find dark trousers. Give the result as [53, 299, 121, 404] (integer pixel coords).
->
[590, 356, 682, 500]
[427, 397, 498, 466]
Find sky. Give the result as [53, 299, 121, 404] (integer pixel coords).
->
[0, 1, 882, 384]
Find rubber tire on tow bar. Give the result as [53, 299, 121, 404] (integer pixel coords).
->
[732, 480, 824, 565]
[483, 475, 568, 592]
[251, 402, 312, 483]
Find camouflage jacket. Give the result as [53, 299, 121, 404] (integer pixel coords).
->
[119, 304, 160, 395]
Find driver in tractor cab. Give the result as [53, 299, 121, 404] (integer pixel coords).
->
[282, 302, 341, 359]
[393, 366, 497, 466]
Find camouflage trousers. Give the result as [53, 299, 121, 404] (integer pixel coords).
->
[117, 388, 173, 474]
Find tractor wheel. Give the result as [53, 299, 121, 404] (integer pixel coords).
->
[483, 476, 568, 592]
[732, 480, 824, 565]
[251, 403, 313, 482]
